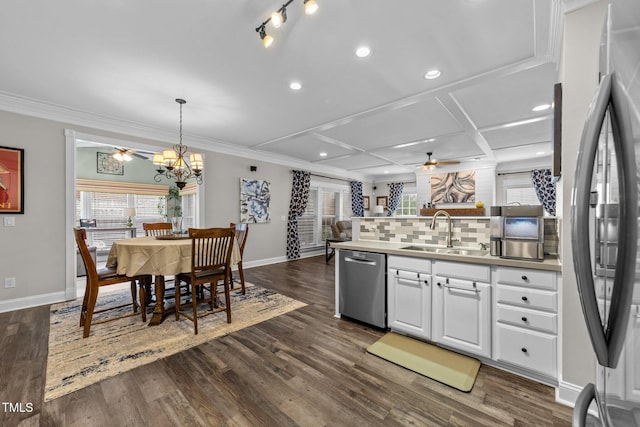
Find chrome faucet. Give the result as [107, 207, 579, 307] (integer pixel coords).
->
[430, 210, 453, 248]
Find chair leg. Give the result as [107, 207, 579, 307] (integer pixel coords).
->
[130, 280, 139, 313]
[139, 281, 146, 323]
[192, 284, 199, 335]
[83, 284, 100, 338]
[224, 273, 232, 324]
[237, 262, 246, 295]
[80, 285, 90, 327]
[175, 278, 182, 321]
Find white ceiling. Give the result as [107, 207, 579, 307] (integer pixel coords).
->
[0, 0, 565, 181]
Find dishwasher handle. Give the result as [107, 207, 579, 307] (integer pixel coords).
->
[344, 256, 378, 266]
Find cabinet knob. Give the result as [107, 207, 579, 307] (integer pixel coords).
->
[521, 348, 528, 353]
[521, 296, 528, 302]
[522, 275, 528, 281]
[424, 280, 429, 286]
[521, 317, 528, 322]
[437, 282, 442, 287]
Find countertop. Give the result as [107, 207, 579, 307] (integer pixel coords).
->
[330, 240, 561, 272]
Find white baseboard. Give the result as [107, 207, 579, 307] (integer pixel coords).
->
[0, 291, 69, 313]
[1, 253, 327, 314]
[557, 380, 582, 407]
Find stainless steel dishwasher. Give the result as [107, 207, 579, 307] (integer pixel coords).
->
[338, 250, 386, 328]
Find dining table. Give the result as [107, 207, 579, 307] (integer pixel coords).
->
[105, 235, 241, 325]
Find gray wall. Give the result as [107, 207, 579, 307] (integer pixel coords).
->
[76, 147, 160, 183]
[0, 110, 296, 310]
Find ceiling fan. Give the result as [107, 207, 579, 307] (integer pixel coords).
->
[112, 147, 152, 162]
[423, 152, 460, 171]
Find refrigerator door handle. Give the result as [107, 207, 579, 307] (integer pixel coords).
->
[572, 73, 639, 368]
[572, 74, 612, 366]
[572, 383, 596, 427]
[604, 73, 638, 368]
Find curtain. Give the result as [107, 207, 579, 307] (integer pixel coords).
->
[387, 182, 404, 216]
[286, 170, 311, 259]
[531, 169, 556, 216]
[350, 181, 364, 217]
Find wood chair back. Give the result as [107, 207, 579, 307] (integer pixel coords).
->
[230, 222, 249, 255]
[74, 227, 145, 338]
[143, 222, 172, 236]
[175, 227, 235, 334]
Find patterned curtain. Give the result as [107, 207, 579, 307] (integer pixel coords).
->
[387, 182, 404, 216]
[286, 170, 311, 259]
[531, 169, 556, 216]
[350, 181, 364, 217]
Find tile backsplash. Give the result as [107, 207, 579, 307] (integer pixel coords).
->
[358, 217, 559, 255]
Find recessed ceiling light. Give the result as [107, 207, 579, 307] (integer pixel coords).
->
[532, 104, 551, 112]
[355, 46, 371, 58]
[290, 81, 302, 90]
[536, 151, 546, 155]
[384, 171, 389, 174]
[319, 152, 327, 157]
[424, 69, 441, 80]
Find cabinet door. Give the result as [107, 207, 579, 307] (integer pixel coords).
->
[388, 269, 431, 340]
[625, 304, 640, 402]
[432, 277, 491, 358]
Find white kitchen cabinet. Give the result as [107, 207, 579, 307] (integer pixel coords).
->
[432, 261, 492, 358]
[493, 266, 558, 379]
[388, 255, 431, 340]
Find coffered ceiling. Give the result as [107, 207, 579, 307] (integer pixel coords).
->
[0, 0, 565, 181]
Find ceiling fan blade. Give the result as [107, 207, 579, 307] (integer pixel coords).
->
[435, 160, 460, 165]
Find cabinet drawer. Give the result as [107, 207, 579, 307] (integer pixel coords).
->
[495, 304, 557, 334]
[495, 267, 556, 290]
[434, 261, 490, 282]
[494, 324, 557, 378]
[496, 284, 557, 312]
[388, 255, 431, 273]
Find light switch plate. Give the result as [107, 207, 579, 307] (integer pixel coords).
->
[3, 216, 15, 227]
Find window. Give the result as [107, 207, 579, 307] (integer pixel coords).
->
[395, 193, 417, 216]
[298, 183, 351, 249]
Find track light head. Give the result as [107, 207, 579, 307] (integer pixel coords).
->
[271, 7, 287, 28]
[304, 0, 318, 15]
[258, 25, 273, 48]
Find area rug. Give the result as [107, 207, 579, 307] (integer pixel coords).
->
[367, 332, 481, 392]
[45, 283, 306, 402]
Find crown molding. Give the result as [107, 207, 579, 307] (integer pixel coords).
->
[0, 91, 370, 183]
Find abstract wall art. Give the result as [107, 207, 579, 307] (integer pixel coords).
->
[430, 170, 476, 204]
[240, 178, 271, 223]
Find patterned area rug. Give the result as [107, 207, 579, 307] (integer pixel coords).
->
[45, 283, 306, 402]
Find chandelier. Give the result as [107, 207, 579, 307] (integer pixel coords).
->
[153, 98, 203, 190]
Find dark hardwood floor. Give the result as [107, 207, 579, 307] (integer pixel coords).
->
[0, 255, 573, 426]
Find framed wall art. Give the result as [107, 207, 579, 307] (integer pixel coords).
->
[430, 170, 476, 204]
[376, 196, 388, 208]
[0, 145, 24, 214]
[97, 152, 124, 175]
[363, 196, 370, 210]
[240, 178, 271, 223]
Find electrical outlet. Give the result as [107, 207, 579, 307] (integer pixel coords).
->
[3, 216, 15, 227]
[4, 277, 16, 288]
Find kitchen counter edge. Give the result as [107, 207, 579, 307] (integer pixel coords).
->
[331, 240, 561, 272]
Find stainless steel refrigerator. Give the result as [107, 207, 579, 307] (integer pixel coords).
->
[572, 0, 640, 425]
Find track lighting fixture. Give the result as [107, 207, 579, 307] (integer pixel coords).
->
[304, 0, 318, 15]
[255, 0, 318, 48]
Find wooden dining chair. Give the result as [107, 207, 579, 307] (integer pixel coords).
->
[229, 222, 249, 295]
[175, 227, 235, 334]
[74, 227, 146, 338]
[142, 222, 172, 236]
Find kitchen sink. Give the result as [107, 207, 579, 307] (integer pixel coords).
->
[400, 245, 489, 257]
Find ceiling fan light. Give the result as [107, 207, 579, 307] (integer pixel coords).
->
[424, 164, 436, 172]
[304, 0, 318, 15]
